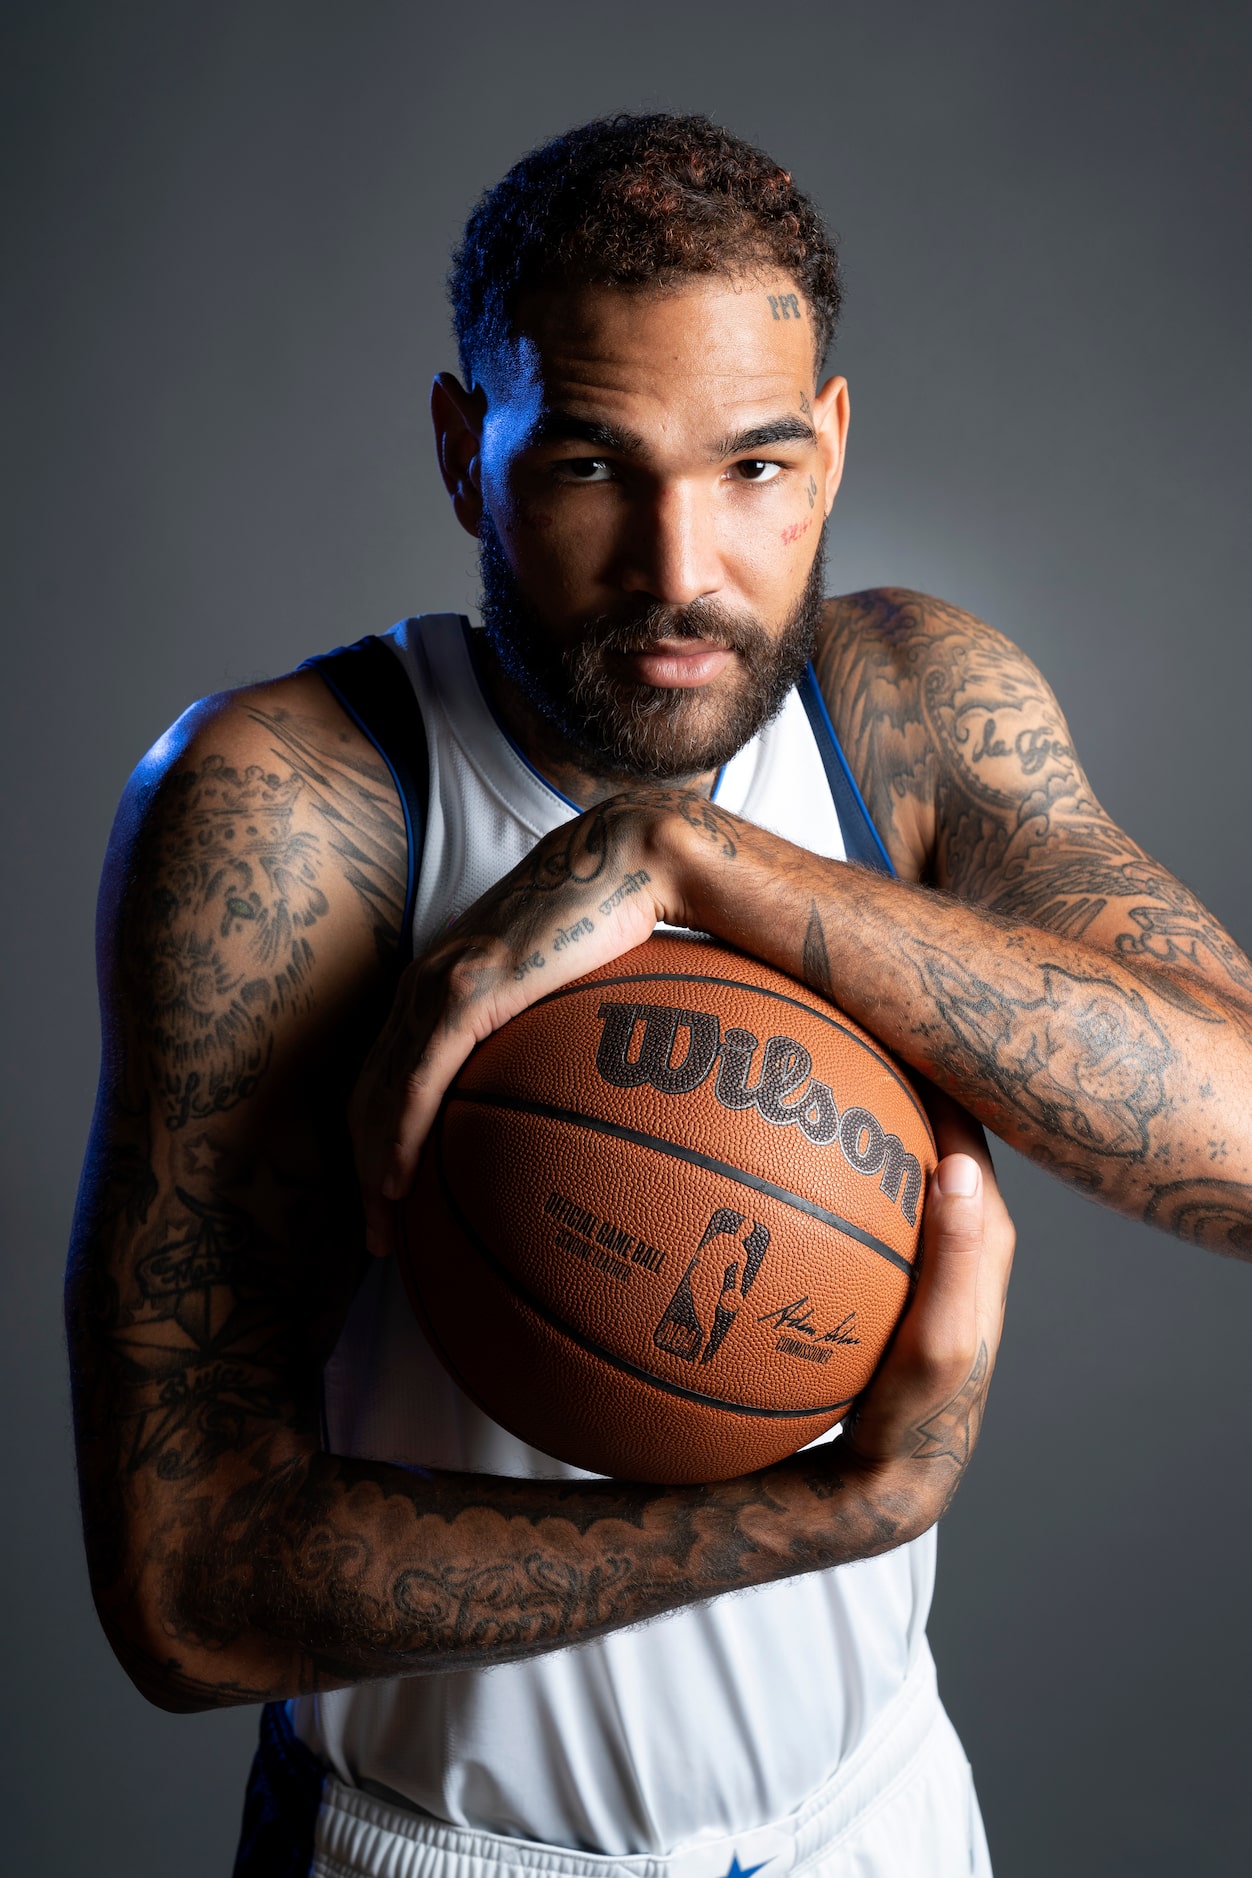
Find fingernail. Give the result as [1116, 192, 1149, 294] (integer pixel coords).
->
[935, 1155, 980, 1198]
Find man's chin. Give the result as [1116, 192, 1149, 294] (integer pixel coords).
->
[562, 677, 764, 780]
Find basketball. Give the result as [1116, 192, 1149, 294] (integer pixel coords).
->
[399, 933, 937, 1483]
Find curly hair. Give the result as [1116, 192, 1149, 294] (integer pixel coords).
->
[450, 113, 841, 381]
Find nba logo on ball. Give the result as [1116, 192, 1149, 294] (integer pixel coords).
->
[401, 935, 936, 1483]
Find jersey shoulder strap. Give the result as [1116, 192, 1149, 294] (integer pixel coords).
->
[797, 663, 895, 876]
[298, 632, 429, 959]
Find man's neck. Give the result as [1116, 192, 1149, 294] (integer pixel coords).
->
[468, 630, 718, 809]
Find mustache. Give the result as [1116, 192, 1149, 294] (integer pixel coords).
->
[566, 600, 764, 661]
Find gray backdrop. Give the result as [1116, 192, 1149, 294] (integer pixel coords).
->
[4, 2, 1250, 1872]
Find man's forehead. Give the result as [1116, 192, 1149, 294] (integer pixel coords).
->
[483, 276, 815, 440]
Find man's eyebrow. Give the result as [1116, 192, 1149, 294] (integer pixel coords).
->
[714, 417, 816, 457]
[526, 411, 649, 455]
[524, 411, 816, 461]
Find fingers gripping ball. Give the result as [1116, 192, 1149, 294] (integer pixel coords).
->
[399, 935, 937, 1483]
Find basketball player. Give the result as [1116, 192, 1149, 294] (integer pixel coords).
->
[66, 117, 1252, 1877]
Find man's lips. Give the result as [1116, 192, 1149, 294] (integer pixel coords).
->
[611, 640, 735, 688]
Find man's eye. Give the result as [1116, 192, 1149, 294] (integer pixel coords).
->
[557, 458, 613, 482]
[734, 460, 783, 483]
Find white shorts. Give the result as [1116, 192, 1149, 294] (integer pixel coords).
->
[310, 1656, 992, 1878]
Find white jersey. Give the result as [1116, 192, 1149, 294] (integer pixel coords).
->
[290, 614, 938, 1855]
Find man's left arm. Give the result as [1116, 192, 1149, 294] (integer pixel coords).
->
[354, 589, 1252, 1260]
[774, 586, 1252, 1252]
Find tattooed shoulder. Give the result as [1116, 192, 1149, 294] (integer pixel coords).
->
[816, 590, 1252, 1012]
[819, 588, 1095, 865]
[818, 589, 946, 875]
[107, 673, 408, 1131]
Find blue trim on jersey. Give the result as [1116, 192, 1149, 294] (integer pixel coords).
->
[460, 619, 583, 815]
[798, 664, 896, 876]
[498, 713, 585, 814]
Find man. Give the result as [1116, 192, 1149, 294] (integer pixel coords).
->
[66, 114, 1251, 1877]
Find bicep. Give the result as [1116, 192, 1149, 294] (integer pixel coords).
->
[927, 628, 1252, 1010]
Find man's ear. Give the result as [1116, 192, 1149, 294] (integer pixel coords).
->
[812, 375, 850, 515]
[431, 373, 487, 537]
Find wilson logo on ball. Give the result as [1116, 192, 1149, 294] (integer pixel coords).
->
[595, 999, 923, 1225]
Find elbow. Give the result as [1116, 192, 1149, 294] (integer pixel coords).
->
[89, 1562, 258, 1715]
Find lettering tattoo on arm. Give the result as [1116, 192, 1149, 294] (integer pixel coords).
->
[814, 589, 1252, 1010]
[447, 792, 737, 980]
[363, 788, 740, 1100]
[500, 791, 733, 904]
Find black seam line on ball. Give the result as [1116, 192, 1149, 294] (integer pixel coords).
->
[424, 1121, 858, 1423]
[525, 971, 934, 1140]
[450, 1090, 915, 1278]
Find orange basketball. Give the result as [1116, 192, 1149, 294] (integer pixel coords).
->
[399, 933, 936, 1483]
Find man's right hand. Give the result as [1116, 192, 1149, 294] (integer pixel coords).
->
[821, 1090, 1014, 1545]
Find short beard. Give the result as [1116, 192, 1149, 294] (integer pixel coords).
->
[476, 509, 827, 781]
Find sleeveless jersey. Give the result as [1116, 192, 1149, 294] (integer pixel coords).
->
[289, 614, 938, 1855]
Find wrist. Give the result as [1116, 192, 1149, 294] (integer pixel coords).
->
[638, 788, 738, 933]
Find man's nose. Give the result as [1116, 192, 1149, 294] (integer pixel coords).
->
[617, 483, 722, 608]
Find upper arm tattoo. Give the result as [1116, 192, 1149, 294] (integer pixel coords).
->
[126, 704, 407, 1131]
[815, 589, 1252, 1009]
[249, 705, 408, 957]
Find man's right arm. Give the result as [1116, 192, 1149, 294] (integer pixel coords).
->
[66, 679, 1012, 1712]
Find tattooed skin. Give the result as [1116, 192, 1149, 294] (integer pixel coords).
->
[908, 1343, 990, 1470]
[133, 757, 324, 1129]
[364, 787, 740, 1105]
[814, 590, 1252, 1013]
[907, 946, 1172, 1159]
[1144, 1179, 1252, 1257]
[905, 1342, 991, 1520]
[69, 581, 1249, 1714]
[72, 679, 984, 1711]
[802, 899, 836, 1000]
[127, 705, 408, 1132]
[250, 706, 409, 958]
[800, 588, 1252, 1248]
